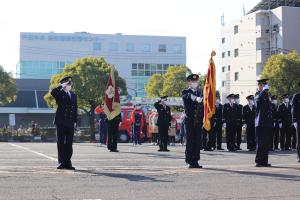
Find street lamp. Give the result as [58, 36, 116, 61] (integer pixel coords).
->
[126, 87, 145, 97]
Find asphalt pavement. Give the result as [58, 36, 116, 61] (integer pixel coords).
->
[0, 142, 299, 200]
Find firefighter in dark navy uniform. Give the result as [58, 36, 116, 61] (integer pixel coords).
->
[223, 94, 238, 151]
[213, 93, 224, 150]
[292, 81, 300, 162]
[254, 79, 273, 167]
[271, 95, 280, 150]
[51, 76, 77, 170]
[243, 95, 256, 151]
[278, 94, 293, 151]
[154, 96, 172, 152]
[182, 74, 204, 168]
[234, 94, 243, 150]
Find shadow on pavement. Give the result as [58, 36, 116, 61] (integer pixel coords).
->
[118, 151, 185, 160]
[205, 167, 300, 182]
[75, 169, 174, 183]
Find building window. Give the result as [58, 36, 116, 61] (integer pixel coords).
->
[222, 66, 225, 72]
[126, 43, 134, 52]
[173, 44, 182, 53]
[228, 65, 231, 71]
[157, 64, 162, 70]
[150, 64, 157, 71]
[145, 64, 150, 70]
[132, 63, 137, 70]
[142, 44, 151, 52]
[222, 52, 226, 58]
[158, 44, 167, 53]
[222, 37, 225, 44]
[93, 42, 101, 51]
[234, 72, 239, 81]
[222, 81, 225, 87]
[138, 63, 144, 70]
[227, 51, 230, 57]
[234, 48, 239, 57]
[131, 70, 137, 76]
[109, 42, 118, 51]
[234, 25, 239, 34]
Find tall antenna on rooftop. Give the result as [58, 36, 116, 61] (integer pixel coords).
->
[221, 12, 225, 26]
[243, 4, 246, 16]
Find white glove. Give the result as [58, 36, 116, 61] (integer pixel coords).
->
[190, 94, 197, 101]
[242, 124, 247, 129]
[196, 97, 203, 103]
[222, 123, 226, 128]
[263, 84, 269, 90]
[274, 123, 276, 127]
[74, 122, 77, 128]
[279, 123, 282, 128]
[293, 123, 297, 129]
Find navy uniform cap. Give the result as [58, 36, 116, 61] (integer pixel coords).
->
[60, 76, 72, 84]
[227, 94, 235, 99]
[234, 94, 240, 99]
[257, 78, 269, 85]
[246, 95, 254, 100]
[160, 95, 168, 100]
[186, 74, 199, 81]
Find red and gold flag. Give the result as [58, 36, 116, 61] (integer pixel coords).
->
[203, 51, 217, 131]
[104, 65, 121, 120]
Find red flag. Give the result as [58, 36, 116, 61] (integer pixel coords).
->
[203, 51, 217, 131]
[104, 66, 121, 120]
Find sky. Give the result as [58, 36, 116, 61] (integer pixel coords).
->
[0, 0, 261, 77]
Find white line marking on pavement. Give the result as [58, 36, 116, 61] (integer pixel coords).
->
[8, 143, 57, 162]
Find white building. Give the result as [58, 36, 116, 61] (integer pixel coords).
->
[18, 32, 186, 97]
[219, 0, 300, 104]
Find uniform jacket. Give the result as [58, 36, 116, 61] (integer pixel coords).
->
[255, 90, 273, 128]
[182, 88, 204, 125]
[154, 102, 172, 127]
[292, 92, 300, 123]
[130, 109, 145, 128]
[222, 103, 238, 126]
[278, 103, 292, 127]
[271, 103, 279, 125]
[212, 103, 223, 126]
[51, 85, 78, 129]
[236, 104, 243, 126]
[243, 104, 256, 126]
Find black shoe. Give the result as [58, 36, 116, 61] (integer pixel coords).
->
[204, 148, 213, 151]
[65, 166, 76, 170]
[158, 149, 163, 152]
[163, 149, 170, 152]
[57, 164, 65, 169]
[110, 150, 119, 152]
[217, 147, 224, 150]
[256, 163, 271, 167]
[189, 163, 202, 169]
